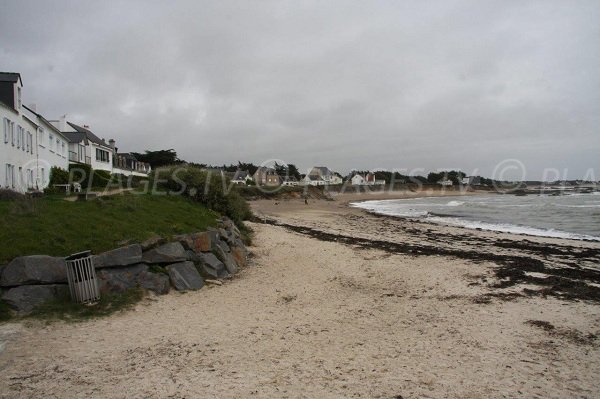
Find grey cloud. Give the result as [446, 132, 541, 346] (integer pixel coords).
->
[1, 0, 599, 180]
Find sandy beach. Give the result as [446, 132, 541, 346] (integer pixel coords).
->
[1, 191, 599, 398]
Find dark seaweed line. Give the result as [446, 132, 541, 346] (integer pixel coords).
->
[263, 218, 600, 302]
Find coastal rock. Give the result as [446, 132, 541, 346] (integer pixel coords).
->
[140, 236, 167, 251]
[166, 261, 204, 291]
[198, 253, 228, 278]
[2, 284, 69, 314]
[231, 245, 248, 268]
[0, 256, 67, 286]
[93, 244, 142, 268]
[214, 246, 238, 275]
[96, 264, 148, 295]
[177, 232, 212, 253]
[138, 270, 170, 295]
[142, 242, 187, 264]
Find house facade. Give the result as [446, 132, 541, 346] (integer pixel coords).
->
[1, 73, 69, 192]
[351, 172, 385, 186]
[253, 167, 281, 186]
[307, 166, 343, 185]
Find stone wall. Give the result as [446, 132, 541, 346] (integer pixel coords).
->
[0, 217, 249, 314]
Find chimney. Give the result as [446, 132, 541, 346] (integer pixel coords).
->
[84, 125, 90, 129]
[108, 139, 116, 150]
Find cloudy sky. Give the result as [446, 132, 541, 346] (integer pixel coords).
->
[2, 0, 599, 179]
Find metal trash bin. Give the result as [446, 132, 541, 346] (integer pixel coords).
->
[65, 250, 100, 304]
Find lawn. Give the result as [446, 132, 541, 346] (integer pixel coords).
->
[0, 193, 218, 265]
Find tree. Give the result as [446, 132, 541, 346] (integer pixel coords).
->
[132, 149, 182, 168]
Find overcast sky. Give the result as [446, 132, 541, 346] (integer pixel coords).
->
[2, 0, 599, 180]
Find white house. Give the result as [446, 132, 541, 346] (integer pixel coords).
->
[228, 170, 253, 185]
[351, 172, 385, 186]
[1, 72, 69, 192]
[51, 117, 115, 173]
[307, 166, 343, 185]
[438, 179, 453, 186]
[302, 175, 327, 186]
[351, 174, 365, 185]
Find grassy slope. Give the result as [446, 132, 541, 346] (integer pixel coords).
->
[0, 194, 218, 265]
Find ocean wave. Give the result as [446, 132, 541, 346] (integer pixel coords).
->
[427, 216, 600, 241]
[446, 200, 464, 207]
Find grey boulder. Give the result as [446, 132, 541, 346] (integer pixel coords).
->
[142, 242, 187, 264]
[93, 244, 142, 268]
[166, 261, 204, 291]
[96, 263, 147, 294]
[198, 252, 229, 278]
[138, 270, 170, 295]
[2, 284, 69, 314]
[1, 256, 67, 286]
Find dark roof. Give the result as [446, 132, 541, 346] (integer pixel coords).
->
[0, 72, 22, 85]
[22, 105, 62, 134]
[62, 132, 88, 144]
[232, 170, 249, 180]
[66, 122, 108, 146]
[310, 166, 333, 177]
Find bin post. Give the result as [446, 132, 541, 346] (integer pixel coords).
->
[65, 250, 100, 304]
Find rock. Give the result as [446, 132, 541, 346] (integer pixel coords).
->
[216, 239, 231, 254]
[1, 256, 67, 286]
[142, 242, 187, 264]
[93, 244, 142, 268]
[138, 271, 170, 295]
[166, 262, 204, 291]
[213, 245, 237, 275]
[2, 284, 69, 314]
[96, 264, 147, 295]
[198, 253, 228, 278]
[231, 245, 248, 268]
[177, 232, 212, 253]
[185, 250, 203, 263]
[140, 235, 166, 251]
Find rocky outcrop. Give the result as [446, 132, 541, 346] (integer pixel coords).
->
[142, 242, 187, 264]
[0, 256, 67, 286]
[2, 284, 69, 314]
[197, 253, 228, 279]
[166, 262, 204, 291]
[93, 244, 142, 268]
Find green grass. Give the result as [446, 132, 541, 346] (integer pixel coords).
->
[0, 193, 218, 265]
[25, 288, 146, 322]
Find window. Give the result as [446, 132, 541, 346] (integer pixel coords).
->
[3, 118, 8, 144]
[49, 133, 54, 151]
[5, 164, 15, 188]
[61, 141, 65, 155]
[96, 148, 110, 162]
[56, 139, 59, 153]
[41, 167, 45, 185]
[17, 87, 22, 109]
[16, 125, 21, 149]
[38, 127, 44, 147]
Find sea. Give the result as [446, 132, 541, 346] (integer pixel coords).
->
[350, 192, 600, 241]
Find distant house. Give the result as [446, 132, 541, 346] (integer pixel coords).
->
[308, 166, 343, 185]
[438, 179, 453, 186]
[253, 167, 281, 186]
[302, 175, 326, 186]
[229, 170, 252, 185]
[351, 174, 365, 185]
[1, 72, 69, 192]
[462, 176, 481, 186]
[282, 176, 299, 186]
[351, 172, 385, 186]
[113, 152, 152, 176]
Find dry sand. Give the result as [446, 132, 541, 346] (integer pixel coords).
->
[1, 193, 599, 398]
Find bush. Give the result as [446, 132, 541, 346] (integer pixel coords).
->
[0, 188, 26, 201]
[153, 165, 252, 226]
[69, 164, 113, 189]
[49, 166, 69, 185]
